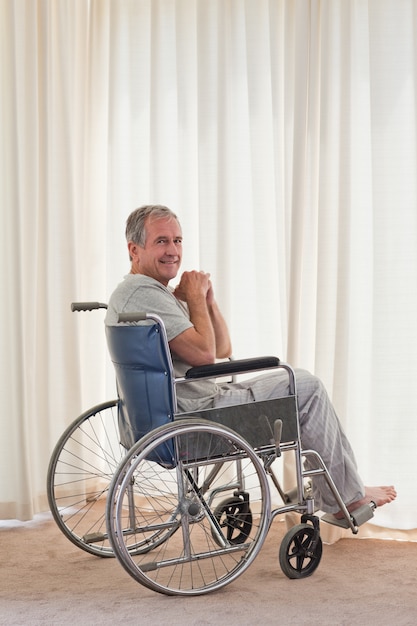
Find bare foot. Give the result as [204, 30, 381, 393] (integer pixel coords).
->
[335, 485, 397, 519]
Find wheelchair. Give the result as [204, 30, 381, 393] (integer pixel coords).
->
[47, 302, 375, 596]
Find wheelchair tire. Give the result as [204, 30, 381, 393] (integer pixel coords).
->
[47, 400, 125, 557]
[106, 418, 271, 596]
[212, 496, 253, 545]
[279, 523, 323, 579]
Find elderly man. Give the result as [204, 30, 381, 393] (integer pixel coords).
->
[105, 204, 396, 516]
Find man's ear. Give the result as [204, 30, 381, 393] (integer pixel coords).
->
[128, 241, 140, 261]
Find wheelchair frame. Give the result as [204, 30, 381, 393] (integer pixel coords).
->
[47, 302, 375, 596]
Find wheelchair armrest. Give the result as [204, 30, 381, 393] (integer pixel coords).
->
[184, 356, 280, 380]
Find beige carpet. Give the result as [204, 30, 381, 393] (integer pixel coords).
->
[1, 513, 416, 626]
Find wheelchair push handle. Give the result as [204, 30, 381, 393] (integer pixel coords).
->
[118, 312, 149, 323]
[71, 302, 108, 312]
[70, 303, 161, 325]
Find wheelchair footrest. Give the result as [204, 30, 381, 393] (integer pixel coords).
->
[321, 503, 375, 529]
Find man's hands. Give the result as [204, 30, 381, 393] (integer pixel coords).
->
[173, 271, 212, 305]
[169, 271, 232, 366]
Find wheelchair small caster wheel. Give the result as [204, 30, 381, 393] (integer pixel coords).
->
[212, 495, 253, 545]
[279, 523, 323, 579]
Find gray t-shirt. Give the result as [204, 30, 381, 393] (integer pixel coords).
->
[105, 274, 219, 412]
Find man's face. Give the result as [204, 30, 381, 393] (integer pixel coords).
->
[129, 216, 183, 286]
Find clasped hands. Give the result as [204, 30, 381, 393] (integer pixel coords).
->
[173, 270, 214, 306]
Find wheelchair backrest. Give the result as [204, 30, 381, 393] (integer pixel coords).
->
[105, 321, 175, 456]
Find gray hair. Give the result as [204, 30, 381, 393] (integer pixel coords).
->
[125, 204, 179, 247]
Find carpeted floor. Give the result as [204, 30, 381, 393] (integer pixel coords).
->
[1, 512, 416, 626]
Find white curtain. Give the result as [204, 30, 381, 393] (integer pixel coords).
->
[1, 0, 416, 536]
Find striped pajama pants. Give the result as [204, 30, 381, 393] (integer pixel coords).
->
[213, 368, 365, 514]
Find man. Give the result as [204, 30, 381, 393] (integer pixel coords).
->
[106, 204, 396, 516]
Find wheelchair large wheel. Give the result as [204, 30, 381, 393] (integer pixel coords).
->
[47, 400, 126, 557]
[279, 523, 323, 579]
[106, 419, 271, 596]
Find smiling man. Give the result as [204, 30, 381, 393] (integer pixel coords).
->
[105, 204, 396, 516]
[105, 204, 232, 411]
